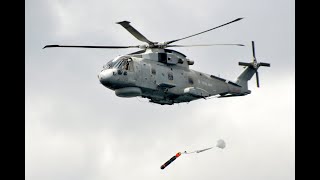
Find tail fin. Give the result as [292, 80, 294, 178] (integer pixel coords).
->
[236, 41, 270, 93]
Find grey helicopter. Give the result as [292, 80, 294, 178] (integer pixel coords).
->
[43, 18, 270, 105]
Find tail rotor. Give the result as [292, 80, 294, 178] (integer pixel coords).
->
[238, 41, 270, 88]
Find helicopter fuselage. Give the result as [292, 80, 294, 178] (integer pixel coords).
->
[98, 49, 245, 105]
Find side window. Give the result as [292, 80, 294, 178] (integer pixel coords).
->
[168, 72, 173, 80]
[158, 53, 167, 63]
[188, 77, 193, 84]
[123, 60, 129, 70]
[123, 58, 134, 71]
[127, 59, 134, 71]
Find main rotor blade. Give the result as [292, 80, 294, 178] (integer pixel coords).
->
[116, 21, 154, 45]
[43, 45, 139, 49]
[167, 43, 244, 47]
[165, 18, 243, 45]
[252, 41, 256, 60]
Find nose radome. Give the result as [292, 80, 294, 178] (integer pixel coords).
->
[98, 69, 114, 84]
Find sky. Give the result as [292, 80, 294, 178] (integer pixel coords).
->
[26, 0, 295, 180]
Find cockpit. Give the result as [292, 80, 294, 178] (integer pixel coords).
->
[103, 56, 134, 71]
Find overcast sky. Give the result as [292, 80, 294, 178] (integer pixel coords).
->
[26, 0, 294, 180]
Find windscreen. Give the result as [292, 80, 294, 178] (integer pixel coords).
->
[103, 56, 131, 70]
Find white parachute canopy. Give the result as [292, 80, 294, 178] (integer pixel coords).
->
[216, 139, 226, 149]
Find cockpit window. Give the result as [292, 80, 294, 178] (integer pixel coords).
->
[103, 56, 133, 70]
[114, 59, 124, 69]
[104, 61, 113, 69]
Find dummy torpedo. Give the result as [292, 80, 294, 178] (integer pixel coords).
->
[160, 139, 226, 170]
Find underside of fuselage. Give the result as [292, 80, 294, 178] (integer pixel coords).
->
[139, 87, 202, 105]
[101, 82, 200, 105]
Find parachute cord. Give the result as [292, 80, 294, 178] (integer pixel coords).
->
[182, 147, 214, 154]
[182, 150, 197, 154]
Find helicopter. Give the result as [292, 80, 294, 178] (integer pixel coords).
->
[43, 18, 270, 105]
